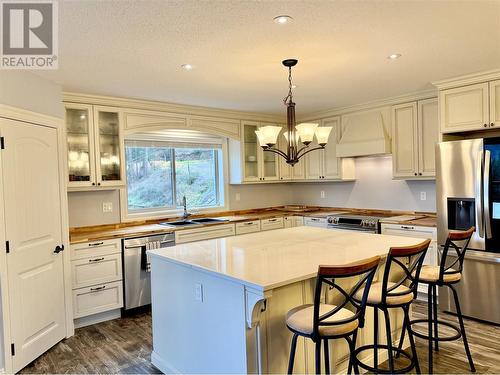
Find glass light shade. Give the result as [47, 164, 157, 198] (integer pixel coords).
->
[315, 127, 332, 145]
[254, 130, 268, 147]
[283, 131, 300, 143]
[257, 126, 282, 146]
[296, 123, 319, 144]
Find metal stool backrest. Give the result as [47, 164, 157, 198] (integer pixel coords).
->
[438, 227, 475, 284]
[380, 239, 431, 305]
[312, 256, 381, 338]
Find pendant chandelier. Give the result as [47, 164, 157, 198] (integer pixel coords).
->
[255, 59, 332, 166]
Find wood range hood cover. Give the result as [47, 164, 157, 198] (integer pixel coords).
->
[336, 109, 391, 157]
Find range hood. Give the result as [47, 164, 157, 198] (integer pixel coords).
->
[336, 109, 391, 157]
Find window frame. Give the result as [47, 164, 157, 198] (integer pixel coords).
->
[120, 138, 228, 222]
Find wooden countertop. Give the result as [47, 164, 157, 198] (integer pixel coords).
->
[69, 206, 436, 244]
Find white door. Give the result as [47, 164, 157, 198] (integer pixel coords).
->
[1, 118, 66, 372]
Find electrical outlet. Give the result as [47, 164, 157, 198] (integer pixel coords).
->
[102, 202, 113, 212]
[235, 193, 241, 201]
[320, 191, 325, 199]
[195, 283, 203, 302]
[420, 192, 427, 201]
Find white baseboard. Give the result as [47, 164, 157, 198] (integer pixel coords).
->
[74, 309, 121, 329]
[152, 351, 182, 374]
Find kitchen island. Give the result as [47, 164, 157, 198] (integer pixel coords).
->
[148, 227, 424, 374]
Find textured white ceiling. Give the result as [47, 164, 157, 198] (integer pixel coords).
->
[38, 0, 500, 116]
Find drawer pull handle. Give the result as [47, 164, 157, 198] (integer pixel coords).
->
[401, 226, 414, 230]
[268, 219, 277, 222]
[89, 257, 105, 263]
[88, 242, 104, 247]
[244, 222, 254, 226]
[90, 285, 106, 292]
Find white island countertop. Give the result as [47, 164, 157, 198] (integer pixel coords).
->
[148, 226, 425, 291]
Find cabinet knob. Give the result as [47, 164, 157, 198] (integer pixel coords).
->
[419, 172, 422, 176]
[92, 182, 96, 186]
[491, 123, 495, 127]
[414, 173, 417, 176]
[97, 182, 101, 186]
[484, 123, 488, 128]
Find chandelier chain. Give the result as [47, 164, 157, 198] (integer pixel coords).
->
[283, 66, 293, 105]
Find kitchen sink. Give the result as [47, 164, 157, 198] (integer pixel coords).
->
[190, 217, 229, 224]
[159, 220, 201, 227]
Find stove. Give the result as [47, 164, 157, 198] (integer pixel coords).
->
[326, 214, 382, 233]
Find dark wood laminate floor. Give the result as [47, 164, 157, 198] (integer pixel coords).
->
[20, 301, 499, 374]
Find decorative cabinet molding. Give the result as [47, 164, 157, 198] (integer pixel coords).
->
[123, 108, 187, 132]
[65, 103, 126, 190]
[189, 115, 240, 139]
[392, 98, 438, 179]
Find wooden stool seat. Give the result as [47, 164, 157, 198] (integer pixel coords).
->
[418, 265, 461, 283]
[286, 304, 359, 337]
[354, 282, 413, 306]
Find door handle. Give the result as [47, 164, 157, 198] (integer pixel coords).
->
[54, 244, 64, 254]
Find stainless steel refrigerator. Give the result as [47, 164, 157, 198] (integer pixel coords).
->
[436, 138, 500, 324]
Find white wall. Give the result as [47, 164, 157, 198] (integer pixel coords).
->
[291, 156, 436, 212]
[0, 71, 64, 118]
[0, 71, 63, 372]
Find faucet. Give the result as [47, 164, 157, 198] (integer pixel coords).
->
[182, 196, 191, 220]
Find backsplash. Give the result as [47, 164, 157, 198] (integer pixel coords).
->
[291, 156, 436, 212]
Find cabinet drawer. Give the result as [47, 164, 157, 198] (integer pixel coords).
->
[236, 220, 261, 235]
[260, 217, 284, 231]
[304, 217, 328, 228]
[73, 280, 123, 319]
[175, 223, 236, 244]
[71, 253, 122, 289]
[70, 238, 121, 260]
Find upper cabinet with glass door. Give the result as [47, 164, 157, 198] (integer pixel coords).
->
[65, 104, 125, 189]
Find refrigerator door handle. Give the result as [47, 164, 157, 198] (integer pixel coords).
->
[476, 150, 484, 238]
[484, 150, 492, 239]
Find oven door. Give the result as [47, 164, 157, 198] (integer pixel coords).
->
[327, 225, 377, 233]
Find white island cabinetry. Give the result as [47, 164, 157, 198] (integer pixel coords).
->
[149, 227, 424, 374]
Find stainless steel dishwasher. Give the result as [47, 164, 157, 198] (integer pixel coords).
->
[122, 232, 175, 311]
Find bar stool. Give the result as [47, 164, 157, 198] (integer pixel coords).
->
[396, 227, 476, 374]
[286, 256, 381, 375]
[352, 239, 431, 374]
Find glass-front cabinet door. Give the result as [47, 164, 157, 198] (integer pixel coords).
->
[65, 104, 96, 187]
[94, 106, 124, 186]
[242, 121, 261, 182]
[259, 122, 280, 181]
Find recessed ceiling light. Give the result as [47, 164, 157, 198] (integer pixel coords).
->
[274, 15, 293, 25]
[181, 64, 193, 70]
[387, 53, 402, 60]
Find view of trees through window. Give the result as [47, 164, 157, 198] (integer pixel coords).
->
[126, 142, 220, 211]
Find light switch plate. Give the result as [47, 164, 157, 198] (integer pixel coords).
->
[320, 191, 325, 199]
[235, 193, 241, 201]
[102, 202, 113, 212]
[420, 192, 427, 201]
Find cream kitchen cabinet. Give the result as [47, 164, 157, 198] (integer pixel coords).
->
[392, 98, 438, 179]
[65, 103, 125, 189]
[439, 82, 494, 133]
[260, 217, 284, 231]
[380, 223, 437, 296]
[305, 116, 355, 181]
[283, 216, 304, 228]
[229, 121, 280, 183]
[235, 220, 261, 235]
[70, 238, 124, 321]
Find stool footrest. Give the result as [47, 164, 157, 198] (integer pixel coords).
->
[353, 344, 416, 374]
[409, 318, 462, 342]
